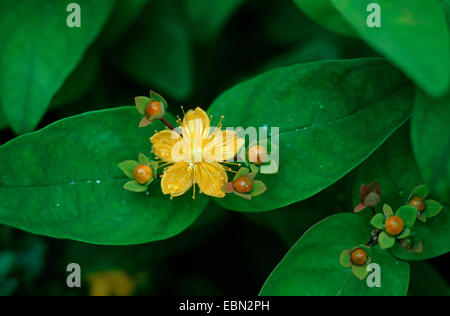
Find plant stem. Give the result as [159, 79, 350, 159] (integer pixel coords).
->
[161, 118, 175, 130]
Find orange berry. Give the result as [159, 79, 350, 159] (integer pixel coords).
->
[145, 101, 162, 118]
[133, 165, 153, 184]
[234, 176, 253, 194]
[409, 196, 425, 213]
[248, 145, 268, 165]
[351, 248, 368, 266]
[385, 216, 405, 236]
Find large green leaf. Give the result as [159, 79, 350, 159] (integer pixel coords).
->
[391, 209, 450, 261]
[99, 0, 149, 47]
[0, 0, 115, 134]
[112, 0, 193, 100]
[0, 107, 208, 245]
[184, 0, 245, 43]
[351, 125, 423, 210]
[411, 92, 450, 205]
[292, 0, 356, 37]
[331, 0, 450, 98]
[0, 107, 6, 130]
[408, 262, 448, 296]
[209, 59, 414, 212]
[260, 213, 410, 296]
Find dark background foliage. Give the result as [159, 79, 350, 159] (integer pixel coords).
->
[0, 0, 448, 295]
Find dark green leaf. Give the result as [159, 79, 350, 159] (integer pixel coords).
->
[331, 0, 450, 98]
[293, 0, 356, 37]
[184, 0, 245, 42]
[411, 92, 450, 205]
[0, 107, 208, 245]
[209, 59, 413, 212]
[351, 125, 423, 210]
[391, 208, 450, 260]
[408, 262, 449, 296]
[0, 0, 116, 134]
[112, 0, 193, 100]
[260, 213, 410, 296]
[99, 0, 149, 47]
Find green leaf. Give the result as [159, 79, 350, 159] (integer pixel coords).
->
[112, 0, 193, 100]
[424, 200, 444, 218]
[411, 91, 450, 205]
[184, 0, 245, 42]
[379, 232, 396, 250]
[351, 125, 423, 210]
[209, 59, 414, 212]
[370, 213, 385, 230]
[331, 0, 450, 98]
[0, 0, 116, 134]
[408, 262, 449, 296]
[0, 107, 208, 245]
[292, 0, 356, 37]
[99, 0, 149, 47]
[0, 107, 6, 130]
[260, 213, 410, 296]
[395, 205, 418, 228]
[391, 208, 450, 260]
[50, 50, 101, 110]
[123, 180, 148, 193]
[119, 161, 139, 179]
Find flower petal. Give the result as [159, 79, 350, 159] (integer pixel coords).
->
[161, 162, 193, 197]
[194, 162, 228, 198]
[150, 130, 184, 162]
[203, 129, 244, 162]
[183, 107, 210, 139]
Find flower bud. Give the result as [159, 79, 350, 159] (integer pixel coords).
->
[385, 216, 405, 236]
[351, 248, 368, 266]
[133, 165, 153, 184]
[234, 176, 253, 193]
[248, 145, 268, 165]
[409, 196, 425, 213]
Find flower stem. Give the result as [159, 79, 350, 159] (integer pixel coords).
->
[161, 118, 175, 130]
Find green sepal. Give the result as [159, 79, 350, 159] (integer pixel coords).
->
[383, 204, 394, 217]
[123, 180, 148, 193]
[358, 244, 372, 253]
[339, 249, 352, 268]
[396, 205, 418, 228]
[417, 214, 427, 223]
[233, 167, 250, 182]
[135, 96, 151, 115]
[233, 191, 252, 200]
[150, 90, 169, 110]
[379, 232, 396, 250]
[118, 160, 139, 178]
[249, 164, 259, 174]
[370, 213, 385, 230]
[138, 153, 150, 165]
[351, 265, 369, 280]
[423, 200, 443, 219]
[222, 182, 235, 194]
[247, 172, 257, 180]
[409, 185, 429, 200]
[250, 180, 267, 197]
[397, 228, 411, 240]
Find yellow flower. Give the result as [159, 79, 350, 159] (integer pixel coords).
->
[150, 107, 244, 198]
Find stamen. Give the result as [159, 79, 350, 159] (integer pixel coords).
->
[216, 115, 225, 129]
[157, 162, 172, 169]
[181, 106, 186, 116]
[221, 162, 241, 166]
